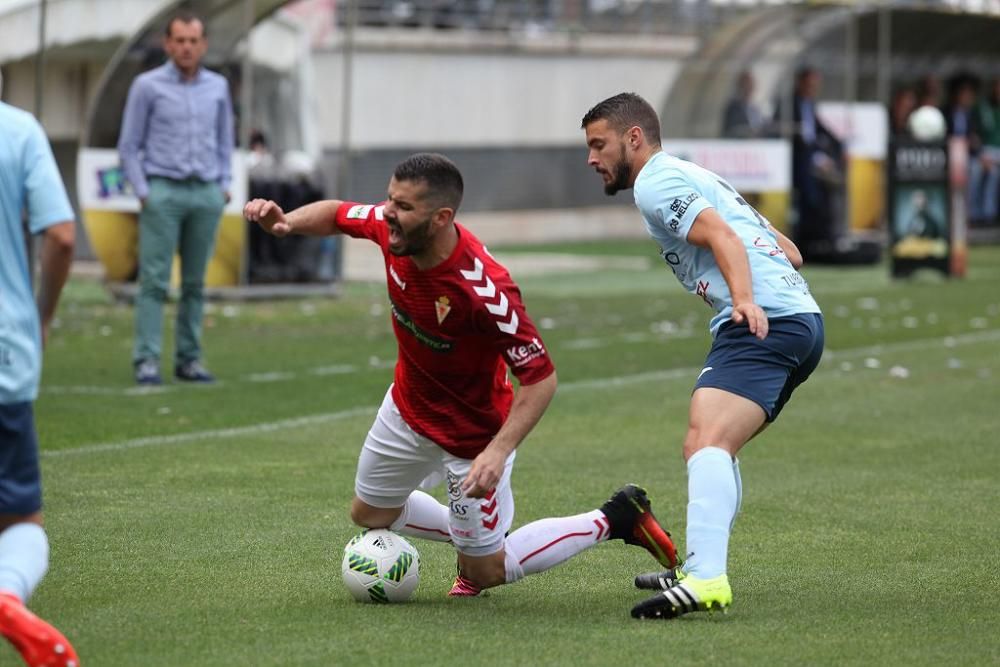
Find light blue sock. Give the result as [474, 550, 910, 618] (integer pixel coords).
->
[0, 523, 49, 602]
[731, 457, 743, 532]
[685, 446, 737, 579]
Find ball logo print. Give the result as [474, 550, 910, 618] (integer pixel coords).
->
[342, 529, 420, 603]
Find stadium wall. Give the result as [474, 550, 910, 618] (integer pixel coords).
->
[308, 34, 692, 151]
[304, 31, 693, 218]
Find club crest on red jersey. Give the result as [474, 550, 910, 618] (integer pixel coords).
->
[435, 296, 452, 324]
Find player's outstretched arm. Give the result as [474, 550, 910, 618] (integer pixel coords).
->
[462, 371, 558, 498]
[37, 221, 75, 348]
[688, 208, 768, 340]
[767, 223, 803, 269]
[243, 198, 345, 237]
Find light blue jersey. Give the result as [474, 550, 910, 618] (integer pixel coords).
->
[633, 151, 820, 335]
[0, 102, 75, 403]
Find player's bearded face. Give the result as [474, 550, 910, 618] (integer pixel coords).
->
[585, 121, 633, 196]
[384, 177, 443, 257]
[385, 211, 433, 257]
[603, 143, 631, 196]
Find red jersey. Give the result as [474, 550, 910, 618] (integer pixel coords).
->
[335, 202, 555, 458]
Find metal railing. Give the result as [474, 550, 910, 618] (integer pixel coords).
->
[331, 0, 1000, 36]
[334, 0, 769, 36]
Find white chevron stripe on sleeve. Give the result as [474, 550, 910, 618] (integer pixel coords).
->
[459, 257, 483, 281]
[459, 257, 518, 334]
[496, 311, 519, 334]
[374, 205, 385, 221]
[484, 291, 509, 316]
[473, 277, 497, 299]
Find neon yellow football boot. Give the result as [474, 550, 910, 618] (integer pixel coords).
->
[630, 573, 732, 619]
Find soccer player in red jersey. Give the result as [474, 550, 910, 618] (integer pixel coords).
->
[244, 153, 677, 595]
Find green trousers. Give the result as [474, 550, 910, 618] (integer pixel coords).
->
[133, 177, 225, 366]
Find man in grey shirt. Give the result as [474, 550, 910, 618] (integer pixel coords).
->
[118, 10, 234, 385]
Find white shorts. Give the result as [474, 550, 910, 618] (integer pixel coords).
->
[354, 387, 515, 556]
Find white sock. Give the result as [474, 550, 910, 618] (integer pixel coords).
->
[503, 543, 525, 584]
[731, 457, 743, 532]
[389, 490, 452, 542]
[0, 523, 49, 602]
[503, 509, 609, 582]
[685, 446, 738, 579]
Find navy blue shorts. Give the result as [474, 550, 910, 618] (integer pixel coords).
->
[694, 313, 825, 422]
[0, 402, 43, 515]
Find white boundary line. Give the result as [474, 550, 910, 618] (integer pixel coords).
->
[42, 407, 374, 459]
[40, 327, 1000, 398]
[822, 328, 1000, 358]
[41, 328, 999, 459]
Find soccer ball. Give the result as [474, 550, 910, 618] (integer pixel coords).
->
[341, 529, 420, 603]
[908, 105, 947, 142]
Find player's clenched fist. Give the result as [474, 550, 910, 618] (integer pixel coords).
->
[244, 199, 291, 236]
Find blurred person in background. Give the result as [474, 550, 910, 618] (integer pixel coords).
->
[972, 78, 1000, 224]
[943, 75, 985, 223]
[889, 85, 918, 139]
[943, 74, 982, 145]
[118, 10, 235, 385]
[721, 70, 767, 139]
[246, 131, 284, 283]
[0, 81, 80, 667]
[784, 66, 844, 259]
[916, 73, 943, 109]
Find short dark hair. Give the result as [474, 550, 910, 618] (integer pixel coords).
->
[166, 11, 205, 37]
[795, 66, 818, 84]
[581, 93, 661, 147]
[393, 153, 464, 212]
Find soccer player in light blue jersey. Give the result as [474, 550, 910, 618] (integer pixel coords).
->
[0, 92, 79, 665]
[582, 93, 825, 619]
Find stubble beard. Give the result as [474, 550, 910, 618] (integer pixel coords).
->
[388, 216, 433, 257]
[604, 145, 632, 196]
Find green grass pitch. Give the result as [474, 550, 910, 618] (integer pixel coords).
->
[13, 242, 1000, 666]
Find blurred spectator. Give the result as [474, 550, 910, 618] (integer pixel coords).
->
[972, 77, 1000, 224]
[721, 70, 766, 139]
[248, 129, 276, 172]
[247, 146, 326, 283]
[889, 86, 918, 139]
[944, 75, 985, 224]
[916, 73, 943, 109]
[943, 74, 981, 146]
[783, 66, 845, 258]
[247, 131, 283, 283]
